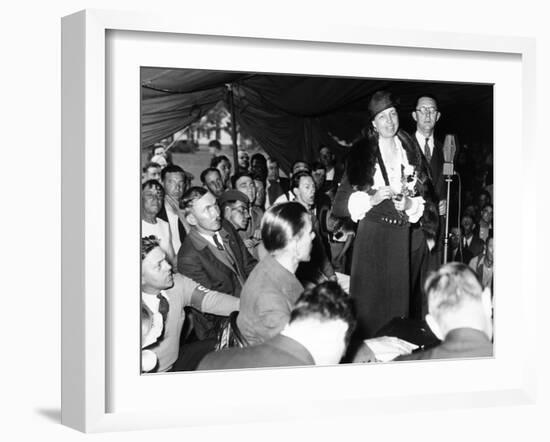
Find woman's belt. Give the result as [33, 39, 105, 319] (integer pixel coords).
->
[363, 201, 409, 227]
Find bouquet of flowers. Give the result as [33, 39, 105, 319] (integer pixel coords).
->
[393, 164, 418, 220]
[401, 164, 418, 198]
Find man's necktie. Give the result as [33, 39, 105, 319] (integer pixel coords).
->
[212, 234, 244, 285]
[424, 138, 432, 163]
[213, 234, 225, 251]
[156, 294, 170, 325]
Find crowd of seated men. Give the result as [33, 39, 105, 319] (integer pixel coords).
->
[140, 143, 493, 373]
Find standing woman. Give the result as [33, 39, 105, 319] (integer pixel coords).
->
[333, 91, 435, 338]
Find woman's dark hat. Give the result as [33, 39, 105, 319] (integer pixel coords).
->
[368, 90, 397, 120]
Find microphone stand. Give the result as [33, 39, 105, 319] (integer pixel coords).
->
[443, 172, 452, 264]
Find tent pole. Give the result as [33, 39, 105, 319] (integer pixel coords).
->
[227, 84, 239, 173]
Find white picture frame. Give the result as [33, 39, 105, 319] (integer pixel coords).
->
[61, 9, 537, 433]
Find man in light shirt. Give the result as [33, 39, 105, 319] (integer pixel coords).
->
[141, 236, 239, 372]
[157, 164, 190, 255]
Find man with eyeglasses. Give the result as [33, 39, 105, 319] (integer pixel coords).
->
[412, 95, 446, 212]
[409, 95, 446, 320]
[220, 189, 251, 234]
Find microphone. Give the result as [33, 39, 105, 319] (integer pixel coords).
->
[442, 134, 457, 176]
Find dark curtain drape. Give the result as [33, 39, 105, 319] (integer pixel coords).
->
[140, 68, 493, 174]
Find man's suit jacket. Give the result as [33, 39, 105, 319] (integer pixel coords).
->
[447, 235, 484, 264]
[197, 334, 315, 370]
[463, 235, 485, 261]
[266, 177, 290, 208]
[177, 220, 257, 298]
[157, 204, 187, 253]
[395, 328, 492, 361]
[412, 134, 445, 202]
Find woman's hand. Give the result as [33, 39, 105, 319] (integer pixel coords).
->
[370, 186, 393, 206]
[392, 194, 412, 211]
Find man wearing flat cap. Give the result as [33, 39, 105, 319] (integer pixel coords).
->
[219, 189, 251, 234]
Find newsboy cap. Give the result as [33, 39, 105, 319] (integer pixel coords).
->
[219, 189, 249, 206]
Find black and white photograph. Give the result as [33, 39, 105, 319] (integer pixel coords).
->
[139, 68, 494, 374]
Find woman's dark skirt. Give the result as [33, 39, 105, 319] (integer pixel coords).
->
[350, 200, 410, 339]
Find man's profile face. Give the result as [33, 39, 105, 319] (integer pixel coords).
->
[189, 192, 221, 233]
[204, 170, 224, 198]
[163, 172, 186, 200]
[238, 151, 250, 170]
[267, 160, 279, 180]
[413, 96, 440, 134]
[141, 246, 174, 292]
[294, 175, 316, 208]
[143, 166, 161, 183]
[226, 200, 250, 231]
[235, 176, 256, 204]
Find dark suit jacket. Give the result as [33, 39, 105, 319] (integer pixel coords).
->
[157, 204, 187, 253]
[464, 235, 485, 261]
[197, 334, 315, 370]
[447, 235, 484, 265]
[266, 177, 290, 207]
[411, 134, 445, 202]
[395, 328, 493, 361]
[177, 220, 257, 298]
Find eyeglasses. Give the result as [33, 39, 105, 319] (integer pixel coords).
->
[231, 206, 250, 216]
[416, 107, 438, 116]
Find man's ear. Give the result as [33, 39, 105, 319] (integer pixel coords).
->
[425, 313, 444, 341]
[186, 212, 197, 227]
[223, 206, 231, 220]
[435, 112, 441, 123]
[292, 187, 299, 198]
[412, 111, 418, 123]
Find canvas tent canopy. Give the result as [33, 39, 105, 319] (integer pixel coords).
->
[141, 68, 493, 173]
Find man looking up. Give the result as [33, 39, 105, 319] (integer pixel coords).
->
[177, 187, 257, 338]
[200, 167, 225, 199]
[158, 164, 189, 254]
[141, 236, 239, 372]
[237, 149, 250, 174]
[178, 187, 257, 297]
[265, 156, 290, 209]
[230, 174, 264, 258]
[291, 170, 337, 287]
[219, 189, 251, 234]
[142, 162, 162, 183]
